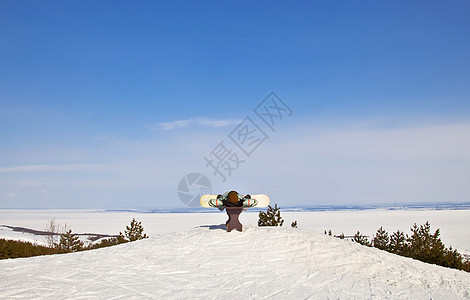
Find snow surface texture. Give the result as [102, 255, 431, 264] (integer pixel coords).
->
[1, 226, 469, 299]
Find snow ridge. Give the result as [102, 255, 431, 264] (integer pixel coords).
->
[1, 226, 469, 299]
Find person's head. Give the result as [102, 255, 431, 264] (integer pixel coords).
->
[228, 191, 238, 204]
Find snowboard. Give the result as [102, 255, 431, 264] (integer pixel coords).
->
[200, 194, 270, 208]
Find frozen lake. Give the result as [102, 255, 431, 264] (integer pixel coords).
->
[1, 208, 469, 253]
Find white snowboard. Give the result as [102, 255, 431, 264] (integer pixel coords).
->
[200, 194, 270, 208]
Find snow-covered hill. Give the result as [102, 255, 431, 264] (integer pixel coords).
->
[1, 226, 469, 299]
[0, 225, 116, 247]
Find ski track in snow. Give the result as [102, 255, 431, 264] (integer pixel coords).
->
[1, 226, 469, 299]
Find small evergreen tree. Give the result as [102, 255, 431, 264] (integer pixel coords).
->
[258, 204, 284, 227]
[353, 231, 370, 246]
[120, 218, 148, 242]
[58, 227, 83, 253]
[443, 246, 465, 270]
[373, 226, 390, 250]
[389, 230, 406, 255]
[117, 232, 128, 243]
[406, 221, 446, 266]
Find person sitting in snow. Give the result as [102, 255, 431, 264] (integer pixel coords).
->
[208, 190, 257, 209]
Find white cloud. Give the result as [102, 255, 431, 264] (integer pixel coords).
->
[289, 122, 470, 161]
[229, 121, 470, 205]
[0, 164, 112, 173]
[16, 180, 43, 187]
[2, 120, 469, 208]
[149, 117, 242, 131]
[3, 193, 17, 198]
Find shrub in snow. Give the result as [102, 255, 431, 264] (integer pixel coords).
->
[119, 218, 149, 242]
[353, 231, 371, 246]
[405, 221, 461, 269]
[389, 230, 406, 255]
[258, 204, 284, 227]
[85, 238, 121, 250]
[57, 228, 83, 253]
[373, 226, 389, 250]
[0, 239, 54, 259]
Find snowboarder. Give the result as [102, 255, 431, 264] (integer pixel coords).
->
[208, 190, 258, 209]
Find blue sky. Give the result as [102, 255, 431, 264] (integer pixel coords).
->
[1, 1, 470, 208]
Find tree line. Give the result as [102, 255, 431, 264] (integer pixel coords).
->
[258, 205, 469, 272]
[326, 221, 470, 272]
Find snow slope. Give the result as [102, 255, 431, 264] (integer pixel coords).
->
[1, 226, 469, 299]
[0, 225, 115, 247]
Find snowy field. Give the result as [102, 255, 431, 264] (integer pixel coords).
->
[1, 209, 469, 253]
[1, 225, 470, 299]
[1, 209, 470, 299]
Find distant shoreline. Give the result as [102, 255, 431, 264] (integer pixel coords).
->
[1, 201, 469, 213]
